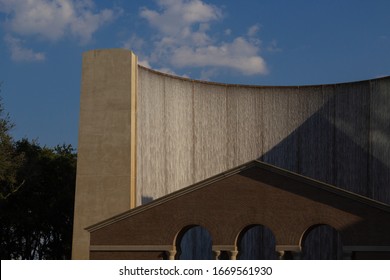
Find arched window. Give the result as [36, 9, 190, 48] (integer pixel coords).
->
[237, 224, 278, 260]
[175, 225, 213, 260]
[301, 224, 343, 260]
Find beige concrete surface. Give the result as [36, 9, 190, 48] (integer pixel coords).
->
[72, 49, 137, 259]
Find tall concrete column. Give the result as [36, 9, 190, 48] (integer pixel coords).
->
[72, 49, 138, 259]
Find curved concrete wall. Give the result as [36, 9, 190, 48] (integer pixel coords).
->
[137, 66, 390, 205]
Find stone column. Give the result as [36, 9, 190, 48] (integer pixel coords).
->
[168, 250, 176, 260]
[213, 250, 221, 260]
[229, 250, 239, 260]
[277, 251, 285, 260]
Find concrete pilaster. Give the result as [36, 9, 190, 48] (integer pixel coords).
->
[72, 49, 138, 259]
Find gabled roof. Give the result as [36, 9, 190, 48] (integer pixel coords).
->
[87, 160, 390, 232]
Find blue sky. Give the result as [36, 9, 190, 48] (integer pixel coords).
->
[0, 0, 389, 148]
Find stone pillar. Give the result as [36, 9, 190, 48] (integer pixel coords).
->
[213, 246, 237, 260]
[72, 49, 138, 259]
[213, 250, 221, 260]
[168, 250, 176, 260]
[229, 250, 239, 260]
[277, 251, 285, 260]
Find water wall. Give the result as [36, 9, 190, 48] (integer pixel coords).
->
[137, 66, 390, 205]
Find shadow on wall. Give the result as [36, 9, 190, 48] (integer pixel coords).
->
[260, 83, 390, 205]
[141, 196, 154, 205]
[254, 81, 390, 259]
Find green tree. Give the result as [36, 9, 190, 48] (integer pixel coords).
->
[0, 97, 77, 259]
[0, 97, 24, 200]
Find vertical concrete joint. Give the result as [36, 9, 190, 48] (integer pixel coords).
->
[130, 51, 138, 209]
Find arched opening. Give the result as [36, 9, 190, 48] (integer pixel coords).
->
[301, 224, 343, 260]
[175, 225, 213, 260]
[236, 224, 278, 260]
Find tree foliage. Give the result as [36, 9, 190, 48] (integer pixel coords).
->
[0, 97, 76, 259]
[0, 97, 24, 200]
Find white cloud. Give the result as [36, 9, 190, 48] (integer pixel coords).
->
[171, 37, 267, 75]
[0, 0, 118, 44]
[4, 34, 45, 62]
[140, 0, 222, 36]
[136, 0, 268, 76]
